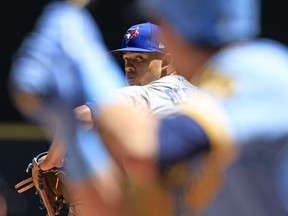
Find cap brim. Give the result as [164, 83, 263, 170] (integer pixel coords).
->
[109, 47, 164, 59]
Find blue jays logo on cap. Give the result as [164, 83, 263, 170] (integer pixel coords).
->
[124, 27, 140, 43]
[110, 22, 166, 57]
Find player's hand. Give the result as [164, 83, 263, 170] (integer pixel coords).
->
[39, 154, 64, 171]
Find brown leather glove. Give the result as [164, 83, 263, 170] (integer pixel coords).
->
[15, 152, 81, 216]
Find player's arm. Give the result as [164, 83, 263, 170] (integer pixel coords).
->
[39, 104, 94, 170]
[10, 90, 67, 171]
[157, 114, 210, 169]
[157, 94, 236, 172]
[74, 104, 94, 131]
[39, 131, 66, 170]
[99, 95, 235, 184]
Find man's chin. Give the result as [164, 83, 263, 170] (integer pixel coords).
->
[127, 79, 139, 86]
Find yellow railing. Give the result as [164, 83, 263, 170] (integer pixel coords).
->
[0, 123, 48, 140]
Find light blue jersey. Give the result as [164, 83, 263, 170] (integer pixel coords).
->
[195, 38, 288, 216]
[10, 1, 126, 178]
[10, 1, 125, 104]
[158, 39, 288, 216]
[206, 39, 288, 144]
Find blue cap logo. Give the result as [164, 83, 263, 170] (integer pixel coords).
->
[124, 27, 140, 43]
[110, 22, 166, 57]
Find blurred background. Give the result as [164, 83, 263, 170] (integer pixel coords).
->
[0, 0, 288, 215]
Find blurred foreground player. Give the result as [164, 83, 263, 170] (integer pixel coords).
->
[8, 0, 135, 215]
[99, 0, 288, 215]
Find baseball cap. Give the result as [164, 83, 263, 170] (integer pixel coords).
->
[110, 22, 166, 58]
[138, 0, 260, 47]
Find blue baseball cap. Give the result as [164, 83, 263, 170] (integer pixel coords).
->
[110, 22, 166, 57]
[138, 0, 260, 47]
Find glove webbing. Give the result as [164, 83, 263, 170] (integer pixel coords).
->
[15, 152, 64, 216]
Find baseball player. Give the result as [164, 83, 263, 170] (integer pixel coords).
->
[99, 0, 288, 215]
[39, 22, 199, 173]
[82, 22, 199, 127]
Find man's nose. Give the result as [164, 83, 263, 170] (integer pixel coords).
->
[125, 62, 134, 71]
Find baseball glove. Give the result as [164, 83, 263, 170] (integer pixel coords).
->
[15, 152, 81, 216]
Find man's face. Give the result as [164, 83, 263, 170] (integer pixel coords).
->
[122, 52, 164, 86]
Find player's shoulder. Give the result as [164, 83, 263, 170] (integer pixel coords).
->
[153, 75, 188, 83]
[213, 39, 288, 70]
[150, 75, 197, 89]
[115, 85, 144, 92]
[114, 85, 148, 98]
